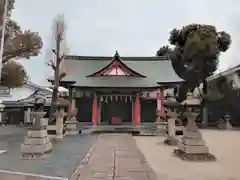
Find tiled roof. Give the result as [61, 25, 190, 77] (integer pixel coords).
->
[56, 54, 183, 88]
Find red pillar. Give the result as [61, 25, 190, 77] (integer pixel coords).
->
[134, 96, 141, 126]
[132, 100, 135, 125]
[98, 101, 102, 124]
[92, 94, 98, 126]
[160, 88, 165, 113]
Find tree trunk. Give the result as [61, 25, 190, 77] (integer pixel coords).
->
[202, 79, 208, 127]
[49, 35, 61, 123]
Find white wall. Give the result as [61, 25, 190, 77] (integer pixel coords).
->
[0, 86, 35, 102]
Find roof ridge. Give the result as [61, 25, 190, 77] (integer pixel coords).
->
[65, 55, 169, 61]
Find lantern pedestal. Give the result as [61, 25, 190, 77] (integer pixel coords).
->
[174, 112, 216, 161]
[66, 108, 79, 135]
[21, 112, 52, 159]
[164, 118, 178, 146]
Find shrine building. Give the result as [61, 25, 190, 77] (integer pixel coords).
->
[55, 51, 183, 126]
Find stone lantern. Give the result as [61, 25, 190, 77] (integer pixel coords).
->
[65, 108, 79, 135]
[163, 96, 180, 146]
[53, 98, 69, 139]
[224, 114, 232, 130]
[21, 96, 52, 159]
[174, 92, 216, 161]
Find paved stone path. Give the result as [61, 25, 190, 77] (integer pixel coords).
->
[71, 134, 157, 180]
[0, 126, 98, 179]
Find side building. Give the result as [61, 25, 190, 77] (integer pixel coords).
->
[205, 64, 240, 126]
[0, 82, 53, 124]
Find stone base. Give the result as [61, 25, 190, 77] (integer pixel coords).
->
[65, 121, 78, 136]
[47, 125, 64, 140]
[21, 144, 52, 159]
[65, 130, 79, 135]
[173, 149, 216, 161]
[164, 137, 178, 146]
[181, 137, 206, 146]
[21, 130, 52, 159]
[56, 134, 63, 139]
[21, 141, 52, 154]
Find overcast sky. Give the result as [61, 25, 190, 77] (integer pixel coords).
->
[11, 0, 239, 85]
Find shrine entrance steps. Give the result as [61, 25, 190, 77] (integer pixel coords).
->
[70, 134, 157, 180]
[91, 125, 140, 135]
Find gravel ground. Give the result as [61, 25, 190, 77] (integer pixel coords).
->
[0, 125, 98, 178]
[135, 130, 240, 180]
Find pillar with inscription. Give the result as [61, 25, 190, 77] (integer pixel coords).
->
[21, 97, 52, 159]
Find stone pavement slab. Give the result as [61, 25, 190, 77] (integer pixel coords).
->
[71, 134, 157, 180]
[0, 125, 98, 179]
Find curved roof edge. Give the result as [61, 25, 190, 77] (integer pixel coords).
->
[65, 55, 169, 61]
[87, 51, 146, 77]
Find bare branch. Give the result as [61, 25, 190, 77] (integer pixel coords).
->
[46, 59, 56, 71]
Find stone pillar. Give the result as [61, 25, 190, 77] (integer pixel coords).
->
[24, 107, 31, 124]
[174, 112, 216, 161]
[164, 110, 178, 146]
[54, 108, 66, 139]
[21, 111, 52, 159]
[65, 108, 78, 135]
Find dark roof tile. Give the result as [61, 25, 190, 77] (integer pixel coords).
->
[55, 55, 183, 88]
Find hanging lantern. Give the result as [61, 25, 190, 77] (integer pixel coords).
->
[110, 96, 113, 101]
[115, 96, 118, 101]
[129, 96, 132, 102]
[105, 96, 108, 103]
[100, 96, 104, 102]
[125, 96, 128, 103]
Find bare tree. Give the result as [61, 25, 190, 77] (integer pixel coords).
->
[46, 14, 68, 123]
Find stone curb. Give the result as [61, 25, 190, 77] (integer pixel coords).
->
[69, 134, 102, 180]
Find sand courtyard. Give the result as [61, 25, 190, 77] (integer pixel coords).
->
[135, 129, 240, 180]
